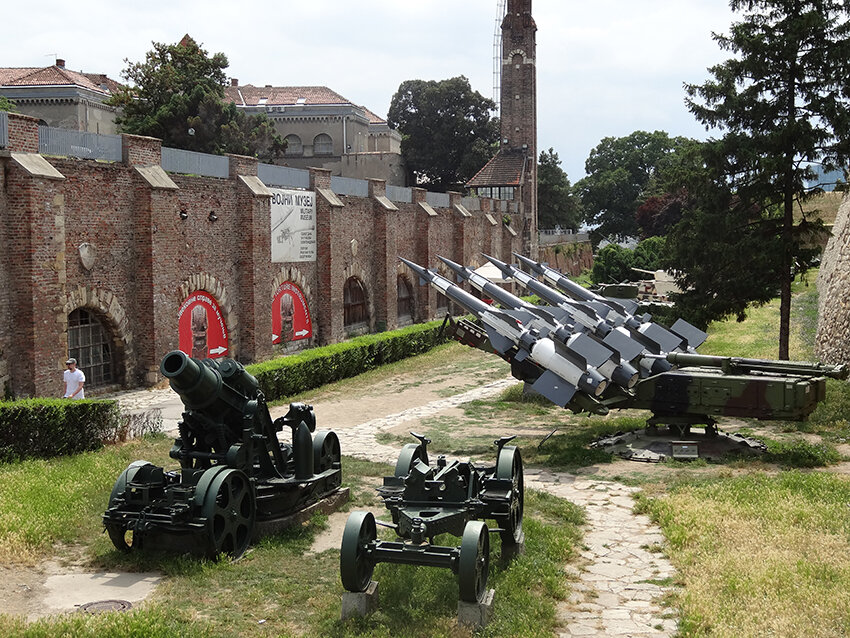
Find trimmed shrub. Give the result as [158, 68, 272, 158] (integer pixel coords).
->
[248, 320, 451, 400]
[0, 399, 121, 462]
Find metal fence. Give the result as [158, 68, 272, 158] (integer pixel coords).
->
[161, 147, 229, 178]
[0, 112, 7, 149]
[461, 196, 480, 211]
[425, 191, 451, 208]
[258, 163, 311, 189]
[386, 184, 412, 203]
[38, 126, 123, 161]
[331, 175, 369, 197]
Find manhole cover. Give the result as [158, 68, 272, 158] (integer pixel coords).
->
[79, 599, 133, 614]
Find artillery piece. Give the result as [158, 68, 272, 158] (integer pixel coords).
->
[341, 433, 523, 603]
[103, 350, 342, 559]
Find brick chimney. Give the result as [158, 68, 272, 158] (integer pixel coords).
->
[56, 59, 65, 69]
[231, 78, 239, 87]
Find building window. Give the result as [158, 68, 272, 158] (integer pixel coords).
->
[68, 308, 114, 388]
[314, 133, 333, 156]
[343, 277, 369, 327]
[284, 134, 302, 156]
[397, 275, 414, 322]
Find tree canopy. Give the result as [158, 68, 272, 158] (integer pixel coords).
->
[387, 76, 498, 192]
[110, 36, 284, 161]
[537, 148, 582, 230]
[0, 96, 16, 113]
[574, 131, 695, 244]
[680, 0, 850, 355]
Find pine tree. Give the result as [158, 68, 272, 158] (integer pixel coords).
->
[685, 0, 850, 358]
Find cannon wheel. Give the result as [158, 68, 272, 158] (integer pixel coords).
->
[313, 430, 341, 473]
[394, 443, 428, 477]
[458, 520, 490, 603]
[495, 446, 524, 546]
[198, 467, 256, 560]
[340, 511, 377, 592]
[104, 460, 152, 552]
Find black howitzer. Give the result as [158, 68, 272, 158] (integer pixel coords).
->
[341, 433, 524, 603]
[102, 351, 342, 559]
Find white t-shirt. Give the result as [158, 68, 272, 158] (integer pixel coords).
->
[63, 368, 86, 399]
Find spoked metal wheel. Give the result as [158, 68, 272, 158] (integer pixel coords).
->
[496, 446, 524, 546]
[104, 460, 152, 552]
[340, 511, 377, 592]
[457, 520, 490, 603]
[198, 467, 256, 559]
[394, 443, 428, 477]
[313, 430, 341, 473]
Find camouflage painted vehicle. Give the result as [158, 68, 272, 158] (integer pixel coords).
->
[401, 254, 847, 434]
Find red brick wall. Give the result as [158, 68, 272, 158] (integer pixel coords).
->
[0, 130, 523, 396]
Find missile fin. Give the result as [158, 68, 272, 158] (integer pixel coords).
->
[529, 370, 578, 407]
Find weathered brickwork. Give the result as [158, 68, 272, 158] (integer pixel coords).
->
[816, 192, 850, 364]
[0, 112, 522, 396]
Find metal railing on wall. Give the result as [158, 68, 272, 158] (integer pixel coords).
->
[161, 147, 229, 178]
[425, 191, 451, 208]
[0, 112, 7, 149]
[257, 163, 310, 190]
[38, 126, 122, 161]
[331, 175, 369, 197]
[386, 184, 412, 203]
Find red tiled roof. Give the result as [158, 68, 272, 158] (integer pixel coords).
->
[225, 85, 352, 107]
[466, 148, 527, 187]
[225, 84, 387, 124]
[0, 65, 118, 95]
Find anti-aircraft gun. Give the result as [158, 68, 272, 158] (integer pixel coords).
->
[103, 350, 342, 559]
[341, 433, 523, 604]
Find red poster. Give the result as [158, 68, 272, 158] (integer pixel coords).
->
[273, 282, 312, 343]
[178, 292, 229, 359]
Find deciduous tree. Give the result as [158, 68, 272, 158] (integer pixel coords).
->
[110, 35, 284, 161]
[575, 131, 693, 244]
[537, 148, 582, 230]
[387, 76, 498, 191]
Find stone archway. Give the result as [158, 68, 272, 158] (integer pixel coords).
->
[63, 286, 133, 388]
[342, 263, 375, 332]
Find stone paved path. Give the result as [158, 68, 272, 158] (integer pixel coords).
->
[111, 378, 678, 636]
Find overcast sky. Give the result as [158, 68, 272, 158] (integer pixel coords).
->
[4, 0, 738, 180]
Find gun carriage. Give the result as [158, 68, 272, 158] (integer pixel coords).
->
[103, 350, 342, 559]
[341, 433, 524, 603]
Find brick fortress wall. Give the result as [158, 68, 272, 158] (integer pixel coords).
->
[816, 192, 850, 364]
[0, 112, 523, 397]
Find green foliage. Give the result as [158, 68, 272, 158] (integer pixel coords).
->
[0, 399, 121, 462]
[591, 237, 667, 285]
[537, 148, 582, 230]
[759, 438, 841, 468]
[248, 321, 451, 400]
[387, 76, 498, 191]
[684, 0, 850, 357]
[0, 96, 16, 113]
[591, 244, 634, 284]
[575, 130, 696, 243]
[110, 36, 284, 161]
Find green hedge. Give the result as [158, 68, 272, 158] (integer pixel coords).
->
[0, 399, 122, 462]
[247, 320, 451, 400]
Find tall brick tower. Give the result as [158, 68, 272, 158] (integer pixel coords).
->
[467, 0, 538, 257]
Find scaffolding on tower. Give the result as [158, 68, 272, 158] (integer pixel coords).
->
[493, 0, 507, 109]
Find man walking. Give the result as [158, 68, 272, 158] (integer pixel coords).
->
[63, 358, 86, 399]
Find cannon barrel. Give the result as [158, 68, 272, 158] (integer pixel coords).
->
[161, 350, 260, 411]
[665, 352, 848, 380]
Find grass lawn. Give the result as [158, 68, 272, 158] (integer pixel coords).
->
[2, 270, 849, 636]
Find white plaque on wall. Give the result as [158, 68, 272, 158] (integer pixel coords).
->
[270, 188, 316, 263]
